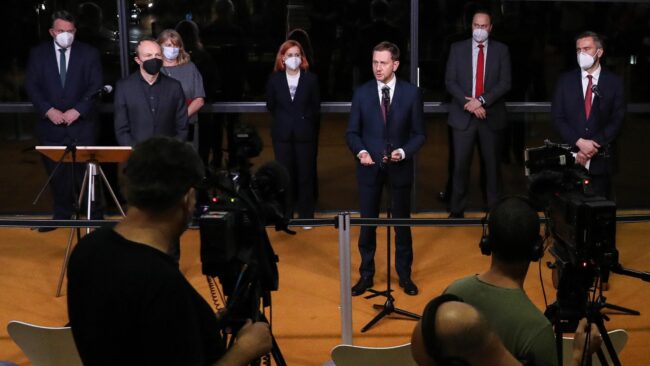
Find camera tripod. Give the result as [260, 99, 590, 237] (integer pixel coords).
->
[547, 264, 650, 366]
[361, 150, 420, 333]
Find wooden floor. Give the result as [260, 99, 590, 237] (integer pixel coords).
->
[1, 215, 649, 365]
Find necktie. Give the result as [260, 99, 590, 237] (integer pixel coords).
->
[585, 75, 593, 120]
[59, 48, 67, 88]
[381, 86, 390, 122]
[475, 44, 484, 97]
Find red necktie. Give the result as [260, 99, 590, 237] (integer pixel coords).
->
[475, 44, 484, 97]
[585, 75, 593, 120]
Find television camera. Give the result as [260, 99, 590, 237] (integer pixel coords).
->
[525, 140, 649, 366]
[197, 123, 293, 365]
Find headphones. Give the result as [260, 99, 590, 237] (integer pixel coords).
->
[421, 294, 470, 366]
[478, 196, 544, 262]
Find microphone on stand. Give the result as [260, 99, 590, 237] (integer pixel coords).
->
[86, 85, 113, 101]
[591, 84, 601, 98]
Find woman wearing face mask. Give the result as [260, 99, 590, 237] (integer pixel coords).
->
[266, 40, 321, 227]
[156, 29, 205, 148]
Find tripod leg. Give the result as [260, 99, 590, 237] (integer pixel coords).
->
[98, 166, 126, 216]
[592, 315, 622, 366]
[56, 228, 77, 297]
[270, 333, 287, 366]
[361, 307, 391, 333]
[602, 302, 640, 316]
[392, 307, 421, 320]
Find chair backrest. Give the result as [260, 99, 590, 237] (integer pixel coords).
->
[6, 320, 83, 366]
[331, 343, 417, 366]
[561, 329, 628, 366]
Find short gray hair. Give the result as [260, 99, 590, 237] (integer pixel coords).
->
[576, 31, 604, 49]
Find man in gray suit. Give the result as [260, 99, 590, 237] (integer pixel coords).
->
[114, 39, 188, 146]
[445, 10, 511, 217]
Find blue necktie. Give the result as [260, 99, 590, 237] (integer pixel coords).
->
[59, 48, 67, 87]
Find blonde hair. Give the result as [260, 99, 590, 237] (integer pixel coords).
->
[156, 29, 191, 65]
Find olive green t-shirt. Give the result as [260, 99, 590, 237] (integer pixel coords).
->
[444, 275, 558, 366]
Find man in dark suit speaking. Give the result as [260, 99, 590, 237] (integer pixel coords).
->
[445, 10, 511, 218]
[114, 39, 188, 146]
[552, 31, 624, 199]
[25, 10, 103, 227]
[346, 41, 425, 296]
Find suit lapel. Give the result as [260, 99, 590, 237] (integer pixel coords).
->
[292, 72, 304, 104]
[279, 74, 293, 104]
[464, 40, 473, 93]
[574, 70, 587, 122]
[388, 80, 401, 124]
[485, 41, 495, 86]
[47, 45, 64, 92]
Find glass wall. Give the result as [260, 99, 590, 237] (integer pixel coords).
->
[1, 0, 649, 214]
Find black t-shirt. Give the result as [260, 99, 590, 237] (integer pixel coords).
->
[67, 227, 225, 365]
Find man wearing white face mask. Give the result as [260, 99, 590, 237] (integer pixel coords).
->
[25, 10, 103, 227]
[552, 31, 624, 200]
[445, 9, 511, 218]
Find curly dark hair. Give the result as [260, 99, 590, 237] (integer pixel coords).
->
[124, 137, 204, 211]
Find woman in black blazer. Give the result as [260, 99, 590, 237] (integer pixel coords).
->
[266, 40, 320, 224]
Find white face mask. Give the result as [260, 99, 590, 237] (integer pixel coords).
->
[163, 46, 180, 60]
[55, 32, 74, 48]
[285, 56, 301, 70]
[472, 28, 489, 43]
[577, 51, 598, 70]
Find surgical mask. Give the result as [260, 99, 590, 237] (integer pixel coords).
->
[285, 56, 301, 70]
[577, 52, 597, 70]
[142, 58, 163, 75]
[163, 46, 180, 60]
[55, 32, 74, 48]
[472, 28, 489, 43]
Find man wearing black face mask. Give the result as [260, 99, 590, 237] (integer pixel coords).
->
[114, 38, 188, 146]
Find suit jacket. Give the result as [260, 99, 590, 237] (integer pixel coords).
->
[25, 41, 102, 145]
[551, 68, 624, 175]
[114, 72, 189, 146]
[445, 38, 511, 130]
[265, 70, 320, 142]
[346, 79, 426, 188]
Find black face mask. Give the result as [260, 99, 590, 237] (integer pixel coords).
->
[142, 58, 163, 75]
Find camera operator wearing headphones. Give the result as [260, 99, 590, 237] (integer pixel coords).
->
[410, 295, 601, 366]
[67, 137, 271, 365]
[443, 197, 557, 365]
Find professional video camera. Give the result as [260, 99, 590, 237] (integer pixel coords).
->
[525, 140, 649, 365]
[197, 123, 293, 337]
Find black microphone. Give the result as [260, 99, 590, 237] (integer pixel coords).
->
[86, 85, 113, 100]
[591, 84, 601, 98]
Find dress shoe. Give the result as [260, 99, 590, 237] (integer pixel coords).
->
[448, 212, 464, 219]
[399, 278, 419, 296]
[351, 277, 373, 296]
[35, 227, 56, 233]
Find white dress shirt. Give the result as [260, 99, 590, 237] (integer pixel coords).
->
[472, 39, 488, 98]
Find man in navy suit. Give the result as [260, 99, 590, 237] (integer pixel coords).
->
[552, 31, 624, 199]
[114, 39, 188, 146]
[346, 41, 425, 296]
[25, 10, 103, 227]
[445, 10, 511, 218]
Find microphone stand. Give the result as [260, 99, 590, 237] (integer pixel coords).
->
[360, 119, 420, 332]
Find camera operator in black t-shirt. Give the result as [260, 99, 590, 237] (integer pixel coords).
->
[67, 136, 271, 365]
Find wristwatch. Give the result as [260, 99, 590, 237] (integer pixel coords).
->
[478, 96, 486, 105]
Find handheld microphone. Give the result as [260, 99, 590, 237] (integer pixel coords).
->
[591, 84, 601, 98]
[86, 85, 113, 100]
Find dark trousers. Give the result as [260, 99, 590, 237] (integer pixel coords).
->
[450, 118, 503, 214]
[273, 139, 317, 219]
[358, 170, 413, 280]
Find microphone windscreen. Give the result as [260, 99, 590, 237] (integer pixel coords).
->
[252, 161, 293, 218]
